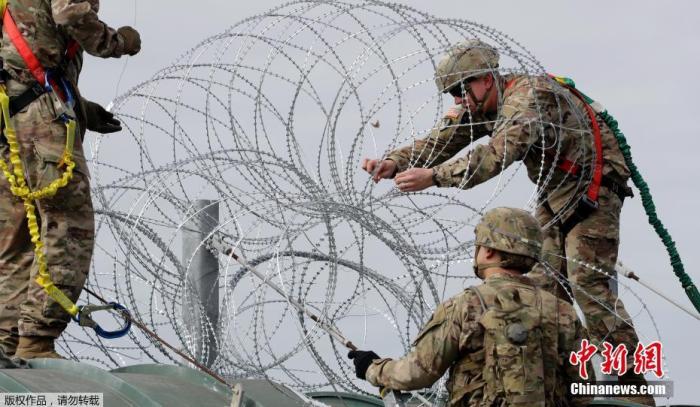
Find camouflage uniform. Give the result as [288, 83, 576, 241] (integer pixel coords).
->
[366, 274, 592, 407]
[0, 0, 133, 353]
[386, 72, 649, 388]
[361, 208, 591, 406]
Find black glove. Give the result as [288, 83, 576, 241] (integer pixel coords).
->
[347, 349, 380, 380]
[85, 101, 122, 134]
[117, 26, 141, 56]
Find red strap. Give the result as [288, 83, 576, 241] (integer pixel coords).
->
[65, 40, 80, 60]
[3, 8, 46, 85]
[568, 86, 604, 202]
[557, 159, 580, 176]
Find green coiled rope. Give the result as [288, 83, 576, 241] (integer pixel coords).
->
[599, 110, 700, 313]
[552, 74, 700, 313]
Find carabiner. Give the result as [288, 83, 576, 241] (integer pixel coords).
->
[43, 69, 75, 123]
[72, 302, 132, 340]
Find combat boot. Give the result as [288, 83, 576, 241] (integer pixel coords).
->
[14, 336, 62, 359]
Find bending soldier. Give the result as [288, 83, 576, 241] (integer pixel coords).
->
[0, 0, 141, 359]
[349, 207, 593, 406]
[361, 39, 653, 404]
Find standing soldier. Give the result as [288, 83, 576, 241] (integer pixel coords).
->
[349, 207, 593, 406]
[361, 39, 654, 404]
[0, 0, 141, 359]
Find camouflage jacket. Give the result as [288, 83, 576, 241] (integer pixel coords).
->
[365, 273, 593, 406]
[1, 0, 127, 86]
[386, 74, 631, 220]
[1, 0, 128, 132]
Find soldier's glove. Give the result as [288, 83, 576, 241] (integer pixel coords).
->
[85, 101, 122, 134]
[347, 350, 380, 380]
[118, 26, 141, 56]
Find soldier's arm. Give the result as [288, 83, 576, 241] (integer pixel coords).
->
[431, 87, 540, 189]
[364, 298, 464, 391]
[386, 107, 489, 173]
[51, 0, 127, 58]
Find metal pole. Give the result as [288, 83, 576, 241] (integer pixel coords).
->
[617, 263, 700, 321]
[183, 200, 220, 368]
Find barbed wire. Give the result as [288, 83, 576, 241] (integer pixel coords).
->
[58, 0, 660, 401]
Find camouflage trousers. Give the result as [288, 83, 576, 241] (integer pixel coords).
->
[528, 186, 648, 385]
[0, 81, 93, 353]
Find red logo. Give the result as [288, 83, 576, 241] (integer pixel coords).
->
[570, 340, 664, 379]
[600, 342, 628, 376]
[633, 341, 664, 378]
[569, 339, 597, 380]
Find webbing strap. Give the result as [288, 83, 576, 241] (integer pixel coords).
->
[550, 74, 604, 202]
[65, 40, 80, 60]
[570, 87, 603, 202]
[2, 7, 46, 85]
[557, 158, 580, 176]
[1, 4, 80, 95]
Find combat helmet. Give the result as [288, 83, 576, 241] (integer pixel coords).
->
[474, 207, 543, 261]
[435, 39, 499, 94]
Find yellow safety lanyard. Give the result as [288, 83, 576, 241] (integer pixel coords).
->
[0, 0, 80, 318]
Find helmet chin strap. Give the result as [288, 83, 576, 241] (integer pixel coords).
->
[465, 86, 484, 114]
[464, 76, 494, 114]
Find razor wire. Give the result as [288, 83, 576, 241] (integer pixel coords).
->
[55, 0, 664, 400]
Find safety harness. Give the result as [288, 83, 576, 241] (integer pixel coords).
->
[533, 75, 630, 233]
[0, 0, 130, 339]
[548, 74, 699, 313]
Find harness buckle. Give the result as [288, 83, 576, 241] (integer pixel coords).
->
[579, 195, 599, 212]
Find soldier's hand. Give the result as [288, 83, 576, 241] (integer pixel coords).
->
[85, 101, 122, 134]
[362, 158, 397, 183]
[118, 26, 141, 56]
[347, 350, 380, 380]
[395, 168, 434, 192]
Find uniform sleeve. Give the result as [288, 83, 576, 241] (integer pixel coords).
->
[386, 107, 489, 173]
[51, 0, 126, 58]
[432, 86, 540, 189]
[365, 298, 468, 391]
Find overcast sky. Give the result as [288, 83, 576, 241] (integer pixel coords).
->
[81, 1, 700, 404]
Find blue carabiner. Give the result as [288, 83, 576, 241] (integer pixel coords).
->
[43, 69, 75, 122]
[72, 302, 132, 340]
[94, 303, 132, 339]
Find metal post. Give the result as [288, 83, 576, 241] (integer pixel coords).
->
[182, 200, 220, 368]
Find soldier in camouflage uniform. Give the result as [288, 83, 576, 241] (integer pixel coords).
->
[0, 0, 141, 358]
[362, 40, 654, 404]
[349, 207, 593, 406]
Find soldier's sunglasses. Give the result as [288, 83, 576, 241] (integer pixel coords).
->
[447, 78, 476, 98]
